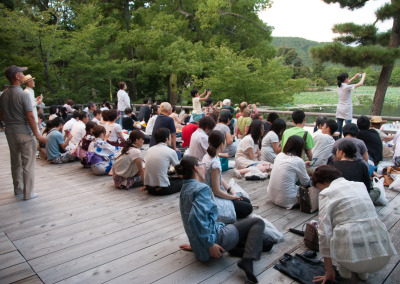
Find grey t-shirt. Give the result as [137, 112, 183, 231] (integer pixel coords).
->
[0, 86, 33, 134]
[332, 137, 368, 166]
[214, 123, 236, 155]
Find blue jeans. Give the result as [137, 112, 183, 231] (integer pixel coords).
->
[337, 118, 352, 138]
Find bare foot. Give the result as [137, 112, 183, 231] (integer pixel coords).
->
[373, 172, 383, 179]
[233, 169, 242, 179]
[258, 166, 268, 173]
[179, 244, 192, 251]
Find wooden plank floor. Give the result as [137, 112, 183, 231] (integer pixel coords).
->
[0, 132, 399, 284]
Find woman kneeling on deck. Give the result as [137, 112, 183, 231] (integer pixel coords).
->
[202, 130, 253, 222]
[177, 156, 274, 283]
[112, 130, 145, 189]
[311, 165, 396, 283]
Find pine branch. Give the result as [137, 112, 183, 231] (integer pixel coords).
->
[218, 10, 268, 31]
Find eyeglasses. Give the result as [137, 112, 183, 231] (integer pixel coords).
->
[197, 162, 206, 167]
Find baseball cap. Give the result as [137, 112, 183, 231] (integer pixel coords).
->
[5, 65, 28, 81]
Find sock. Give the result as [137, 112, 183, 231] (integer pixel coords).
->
[237, 258, 258, 283]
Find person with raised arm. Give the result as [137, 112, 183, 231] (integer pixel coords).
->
[336, 72, 366, 137]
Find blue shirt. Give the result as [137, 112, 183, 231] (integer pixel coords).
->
[46, 129, 64, 160]
[150, 114, 176, 147]
[179, 179, 225, 261]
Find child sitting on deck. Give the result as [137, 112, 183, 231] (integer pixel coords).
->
[87, 125, 121, 175]
[112, 130, 145, 189]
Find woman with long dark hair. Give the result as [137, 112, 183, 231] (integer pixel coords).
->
[234, 120, 272, 178]
[202, 130, 253, 221]
[336, 72, 366, 136]
[261, 118, 286, 163]
[177, 156, 272, 284]
[267, 135, 310, 209]
[112, 130, 145, 189]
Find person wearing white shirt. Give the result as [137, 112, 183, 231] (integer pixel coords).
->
[144, 128, 182, 195]
[267, 135, 310, 209]
[336, 72, 366, 137]
[23, 74, 42, 126]
[311, 119, 337, 168]
[311, 166, 396, 282]
[188, 116, 216, 161]
[117, 81, 130, 126]
[92, 110, 101, 124]
[68, 111, 88, 151]
[62, 111, 79, 139]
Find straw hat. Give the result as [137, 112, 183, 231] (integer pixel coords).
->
[23, 74, 35, 83]
[370, 116, 387, 124]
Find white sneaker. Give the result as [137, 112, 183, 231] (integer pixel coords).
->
[233, 169, 242, 179]
[358, 272, 368, 281]
[24, 193, 39, 200]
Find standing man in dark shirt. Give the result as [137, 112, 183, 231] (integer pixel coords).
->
[356, 115, 383, 165]
[138, 98, 151, 123]
[0, 66, 47, 200]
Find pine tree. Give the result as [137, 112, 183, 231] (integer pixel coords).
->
[310, 0, 400, 115]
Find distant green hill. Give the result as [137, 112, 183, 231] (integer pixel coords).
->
[271, 37, 329, 67]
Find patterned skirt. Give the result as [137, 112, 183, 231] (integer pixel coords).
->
[112, 171, 142, 189]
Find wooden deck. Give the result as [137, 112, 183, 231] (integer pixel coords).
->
[0, 132, 399, 284]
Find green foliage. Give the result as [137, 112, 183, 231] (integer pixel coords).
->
[271, 37, 329, 67]
[311, 42, 399, 67]
[194, 47, 305, 106]
[0, 0, 310, 107]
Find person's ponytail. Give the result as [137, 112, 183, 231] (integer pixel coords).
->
[178, 156, 199, 179]
[337, 73, 348, 88]
[207, 130, 226, 158]
[121, 129, 145, 155]
[207, 145, 217, 157]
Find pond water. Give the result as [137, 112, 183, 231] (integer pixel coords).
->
[280, 104, 400, 118]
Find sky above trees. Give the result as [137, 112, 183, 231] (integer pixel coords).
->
[259, 0, 393, 42]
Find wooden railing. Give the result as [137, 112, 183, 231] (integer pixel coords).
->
[42, 103, 400, 133]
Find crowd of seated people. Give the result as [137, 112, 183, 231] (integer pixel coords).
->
[25, 94, 398, 283]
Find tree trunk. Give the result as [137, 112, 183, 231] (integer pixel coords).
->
[370, 15, 400, 115]
[370, 65, 393, 115]
[124, 0, 136, 101]
[169, 73, 178, 105]
[127, 45, 136, 101]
